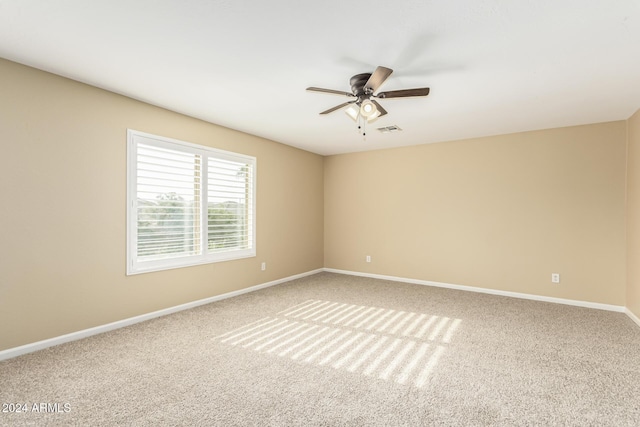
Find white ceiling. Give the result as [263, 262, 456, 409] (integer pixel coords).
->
[1, 1, 639, 155]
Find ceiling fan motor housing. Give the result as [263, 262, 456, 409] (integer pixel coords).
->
[350, 73, 373, 102]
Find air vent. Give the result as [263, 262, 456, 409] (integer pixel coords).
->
[377, 125, 403, 133]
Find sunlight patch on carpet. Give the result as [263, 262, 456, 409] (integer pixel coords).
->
[214, 299, 461, 389]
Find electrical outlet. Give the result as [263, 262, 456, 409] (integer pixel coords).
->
[366, 255, 371, 263]
[261, 262, 266, 271]
[551, 273, 560, 283]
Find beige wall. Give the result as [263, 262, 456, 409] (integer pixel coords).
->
[325, 122, 628, 305]
[0, 58, 324, 351]
[627, 108, 640, 318]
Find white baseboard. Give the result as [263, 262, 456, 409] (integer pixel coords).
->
[626, 308, 640, 328]
[2, 267, 636, 361]
[323, 268, 627, 313]
[0, 269, 323, 362]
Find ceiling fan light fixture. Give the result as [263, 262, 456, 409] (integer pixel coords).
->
[360, 99, 378, 118]
[345, 104, 360, 121]
[365, 110, 381, 123]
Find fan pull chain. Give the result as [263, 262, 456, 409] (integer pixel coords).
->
[356, 116, 367, 141]
[362, 117, 367, 140]
[354, 113, 368, 140]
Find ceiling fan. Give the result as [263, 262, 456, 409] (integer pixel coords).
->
[306, 66, 430, 124]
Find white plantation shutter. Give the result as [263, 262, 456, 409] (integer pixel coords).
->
[136, 143, 201, 261]
[207, 157, 254, 253]
[127, 130, 256, 274]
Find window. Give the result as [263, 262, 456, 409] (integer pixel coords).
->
[127, 130, 256, 274]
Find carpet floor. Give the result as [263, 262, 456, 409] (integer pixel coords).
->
[1, 272, 640, 426]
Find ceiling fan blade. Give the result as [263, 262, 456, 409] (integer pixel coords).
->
[320, 100, 356, 115]
[307, 87, 355, 97]
[364, 66, 393, 93]
[371, 100, 388, 117]
[376, 87, 430, 99]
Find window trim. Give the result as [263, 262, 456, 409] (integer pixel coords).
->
[126, 129, 256, 275]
